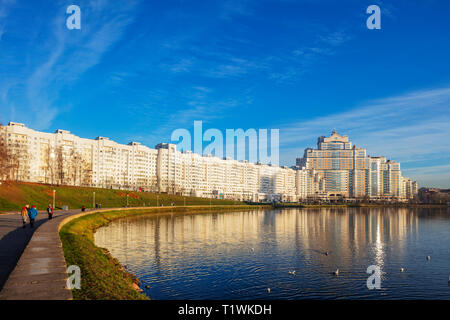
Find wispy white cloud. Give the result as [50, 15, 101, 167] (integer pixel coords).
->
[0, 0, 15, 40]
[269, 29, 352, 83]
[278, 86, 450, 187]
[163, 47, 268, 79]
[162, 27, 351, 84]
[318, 30, 353, 47]
[220, 0, 255, 20]
[2, 0, 141, 129]
[168, 58, 194, 73]
[204, 57, 265, 78]
[402, 164, 450, 189]
[129, 85, 254, 146]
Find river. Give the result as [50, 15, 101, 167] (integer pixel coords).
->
[94, 207, 450, 299]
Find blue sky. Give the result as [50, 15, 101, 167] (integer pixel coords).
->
[0, 0, 450, 187]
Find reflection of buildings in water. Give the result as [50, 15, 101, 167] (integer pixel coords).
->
[95, 210, 269, 269]
[293, 208, 418, 268]
[94, 208, 420, 273]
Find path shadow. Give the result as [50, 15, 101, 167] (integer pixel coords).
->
[0, 217, 47, 290]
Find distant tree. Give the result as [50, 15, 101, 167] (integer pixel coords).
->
[0, 123, 10, 180]
[68, 149, 83, 186]
[43, 145, 56, 185]
[0, 125, 27, 181]
[55, 146, 67, 185]
[80, 158, 92, 187]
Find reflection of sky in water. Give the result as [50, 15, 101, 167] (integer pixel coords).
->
[94, 208, 450, 300]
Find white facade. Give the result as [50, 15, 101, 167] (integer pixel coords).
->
[0, 123, 417, 201]
[0, 122, 302, 201]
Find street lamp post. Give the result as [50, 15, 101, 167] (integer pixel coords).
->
[53, 190, 56, 209]
[126, 194, 129, 207]
[93, 191, 95, 208]
[157, 195, 159, 207]
[184, 197, 186, 206]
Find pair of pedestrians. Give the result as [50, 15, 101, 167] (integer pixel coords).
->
[20, 204, 54, 228]
[20, 205, 38, 228]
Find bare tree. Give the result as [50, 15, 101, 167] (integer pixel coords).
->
[0, 131, 28, 182]
[68, 149, 83, 185]
[52, 147, 93, 187]
[0, 124, 11, 180]
[42, 145, 56, 185]
[9, 142, 20, 181]
[80, 158, 92, 186]
[54, 146, 68, 185]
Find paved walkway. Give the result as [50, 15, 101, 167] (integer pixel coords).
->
[0, 209, 81, 300]
[0, 211, 48, 290]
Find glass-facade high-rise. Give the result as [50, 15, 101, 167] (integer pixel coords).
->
[296, 130, 412, 199]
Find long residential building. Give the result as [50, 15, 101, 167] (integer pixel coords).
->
[0, 122, 417, 201]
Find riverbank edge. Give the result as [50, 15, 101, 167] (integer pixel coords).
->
[4, 203, 446, 215]
[273, 203, 449, 209]
[58, 205, 270, 300]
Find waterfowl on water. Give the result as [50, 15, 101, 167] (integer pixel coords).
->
[288, 270, 296, 275]
[267, 288, 271, 293]
[400, 268, 405, 272]
[333, 269, 339, 275]
[426, 256, 431, 261]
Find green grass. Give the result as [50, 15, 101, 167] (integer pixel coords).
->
[59, 205, 267, 300]
[0, 182, 242, 212]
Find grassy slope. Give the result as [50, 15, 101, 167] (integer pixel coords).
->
[59, 206, 265, 300]
[0, 182, 241, 211]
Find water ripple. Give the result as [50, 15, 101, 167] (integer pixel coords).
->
[95, 207, 450, 300]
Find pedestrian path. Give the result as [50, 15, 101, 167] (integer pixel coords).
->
[0, 209, 80, 299]
[0, 211, 47, 290]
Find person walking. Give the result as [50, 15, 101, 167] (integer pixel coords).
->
[47, 204, 54, 220]
[28, 205, 38, 228]
[20, 205, 29, 228]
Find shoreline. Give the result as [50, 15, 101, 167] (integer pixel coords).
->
[4, 203, 447, 215]
[273, 203, 449, 209]
[58, 205, 269, 300]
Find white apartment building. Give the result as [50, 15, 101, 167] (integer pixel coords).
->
[153, 142, 298, 201]
[0, 123, 417, 201]
[0, 122, 159, 190]
[0, 122, 300, 201]
[402, 177, 418, 200]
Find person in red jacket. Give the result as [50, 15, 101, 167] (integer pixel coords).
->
[47, 204, 54, 220]
[20, 205, 29, 228]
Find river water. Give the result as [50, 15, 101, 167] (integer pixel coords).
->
[94, 207, 450, 299]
